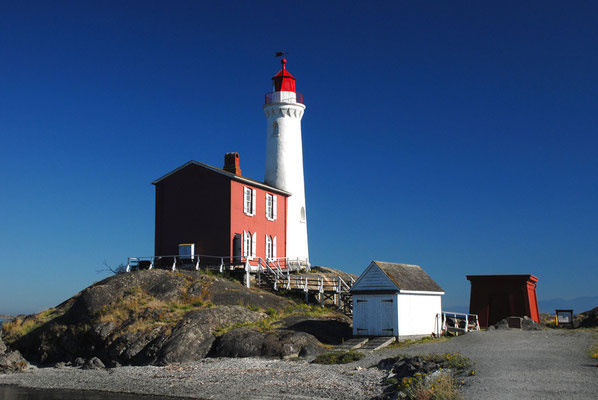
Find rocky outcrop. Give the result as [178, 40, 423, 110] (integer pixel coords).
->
[579, 307, 598, 328]
[493, 316, 542, 331]
[212, 328, 325, 358]
[375, 354, 473, 400]
[4, 269, 347, 367]
[157, 306, 265, 364]
[0, 333, 29, 373]
[278, 314, 352, 345]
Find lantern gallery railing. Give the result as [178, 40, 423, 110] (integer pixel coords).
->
[264, 91, 303, 104]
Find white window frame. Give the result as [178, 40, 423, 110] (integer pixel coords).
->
[265, 235, 272, 260]
[266, 194, 277, 221]
[243, 231, 250, 258]
[178, 243, 194, 260]
[243, 187, 256, 216]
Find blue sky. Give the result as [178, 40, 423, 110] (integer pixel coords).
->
[1, 1, 597, 315]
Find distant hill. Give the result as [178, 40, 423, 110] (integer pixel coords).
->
[445, 296, 598, 316]
[538, 296, 598, 314]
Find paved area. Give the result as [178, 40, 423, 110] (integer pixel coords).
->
[393, 329, 598, 400]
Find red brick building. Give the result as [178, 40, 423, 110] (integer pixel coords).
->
[153, 153, 289, 267]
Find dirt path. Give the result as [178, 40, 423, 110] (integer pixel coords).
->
[393, 329, 598, 400]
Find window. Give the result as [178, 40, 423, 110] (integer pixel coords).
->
[300, 206, 306, 222]
[243, 187, 256, 216]
[266, 194, 277, 221]
[265, 235, 277, 260]
[272, 121, 279, 137]
[243, 231, 256, 258]
[265, 235, 272, 259]
[178, 243, 194, 260]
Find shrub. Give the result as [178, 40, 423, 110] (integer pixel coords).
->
[313, 350, 364, 364]
[398, 373, 464, 400]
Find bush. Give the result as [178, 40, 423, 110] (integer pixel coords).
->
[313, 350, 364, 364]
[398, 373, 464, 400]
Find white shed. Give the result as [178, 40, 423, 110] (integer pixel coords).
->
[350, 261, 444, 338]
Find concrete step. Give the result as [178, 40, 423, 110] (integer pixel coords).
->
[335, 337, 369, 351]
[359, 336, 396, 351]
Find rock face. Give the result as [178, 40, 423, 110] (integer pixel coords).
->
[157, 306, 265, 364]
[212, 328, 325, 358]
[0, 333, 29, 373]
[579, 307, 598, 328]
[4, 269, 344, 367]
[278, 314, 352, 345]
[494, 316, 542, 331]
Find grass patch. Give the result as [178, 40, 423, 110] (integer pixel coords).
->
[214, 302, 340, 336]
[2, 307, 67, 344]
[313, 350, 364, 364]
[424, 352, 473, 371]
[396, 373, 464, 400]
[389, 335, 451, 348]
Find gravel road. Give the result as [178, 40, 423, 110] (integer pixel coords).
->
[1, 329, 596, 399]
[391, 329, 598, 400]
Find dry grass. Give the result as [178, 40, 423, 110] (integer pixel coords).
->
[396, 373, 464, 400]
[389, 335, 452, 349]
[94, 285, 216, 334]
[313, 350, 364, 364]
[1, 307, 67, 344]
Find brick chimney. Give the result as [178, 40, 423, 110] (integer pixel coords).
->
[223, 152, 242, 176]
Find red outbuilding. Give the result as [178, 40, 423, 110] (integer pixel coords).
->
[153, 152, 289, 267]
[466, 274, 540, 328]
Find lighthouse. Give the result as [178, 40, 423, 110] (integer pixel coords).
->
[264, 58, 309, 267]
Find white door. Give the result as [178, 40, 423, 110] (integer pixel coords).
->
[353, 295, 396, 336]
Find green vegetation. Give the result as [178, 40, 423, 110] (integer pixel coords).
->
[395, 373, 464, 400]
[313, 350, 364, 364]
[1, 306, 68, 344]
[215, 302, 340, 336]
[386, 353, 473, 400]
[389, 335, 451, 348]
[424, 352, 473, 371]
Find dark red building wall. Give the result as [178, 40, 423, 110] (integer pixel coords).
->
[154, 164, 231, 258]
[467, 275, 539, 328]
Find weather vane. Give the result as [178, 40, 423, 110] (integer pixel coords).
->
[275, 51, 288, 58]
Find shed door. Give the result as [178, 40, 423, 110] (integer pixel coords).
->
[354, 295, 396, 336]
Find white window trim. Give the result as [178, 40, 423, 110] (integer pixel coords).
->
[266, 194, 277, 221]
[265, 235, 272, 260]
[243, 187, 257, 217]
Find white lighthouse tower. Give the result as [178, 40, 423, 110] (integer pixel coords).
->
[264, 58, 309, 267]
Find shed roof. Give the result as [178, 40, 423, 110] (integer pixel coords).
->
[152, 160, 291, 196]
[351, 261, 444, 293]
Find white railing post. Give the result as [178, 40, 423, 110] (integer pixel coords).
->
[220, 257, 224, 273]
[149, 257, 154, 270]
[245, 260, 251, 288]
[195, 256, 200, 271]
[172, 257, 177, 271]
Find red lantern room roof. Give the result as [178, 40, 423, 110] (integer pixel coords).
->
[272, 58, 296, 93]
